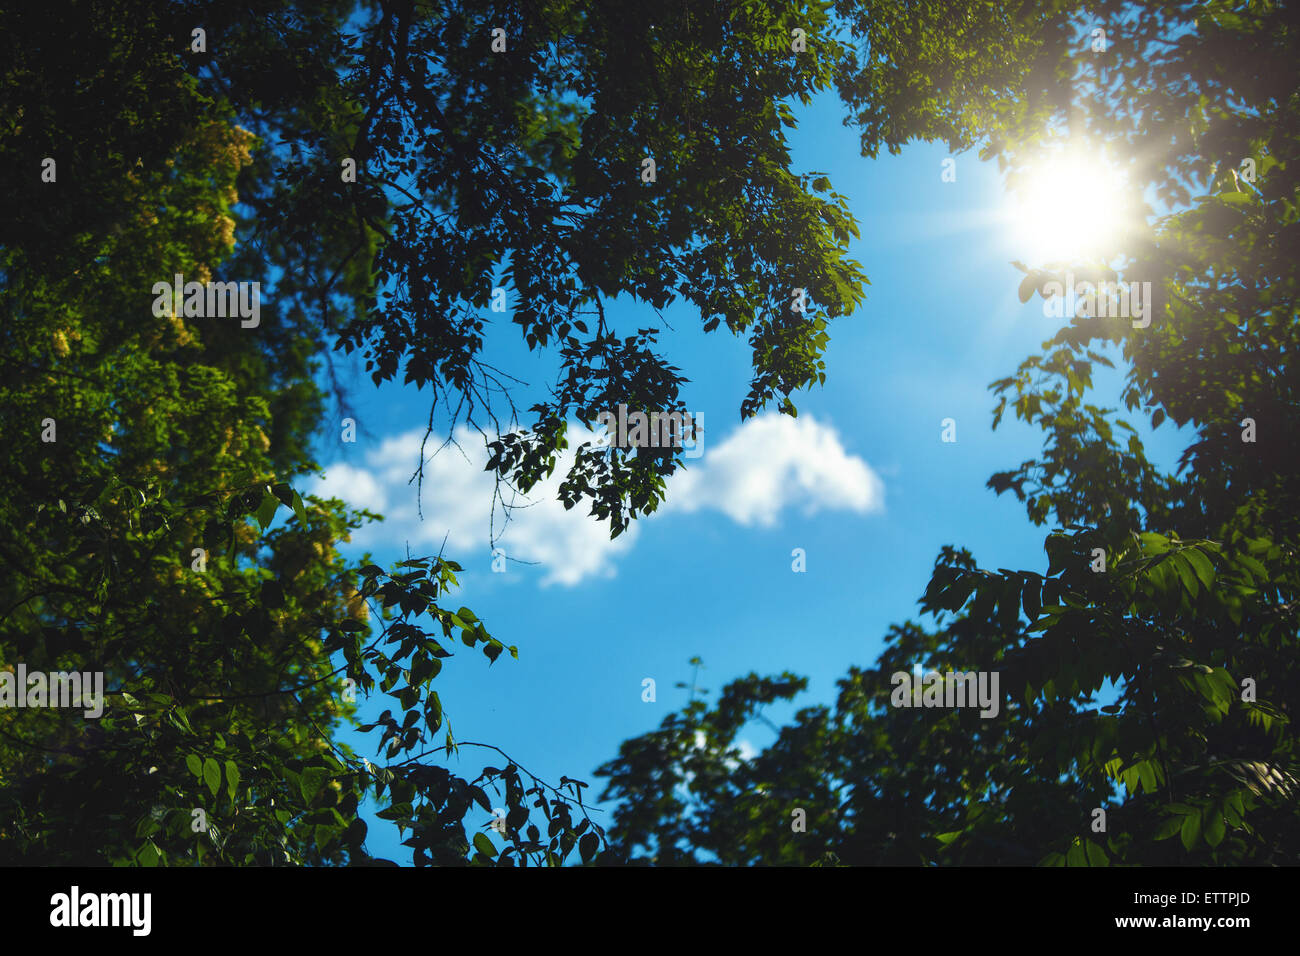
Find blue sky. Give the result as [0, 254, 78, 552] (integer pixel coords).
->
[299, 89, 1191, 864]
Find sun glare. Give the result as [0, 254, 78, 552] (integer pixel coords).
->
[1007, 153, 1131, 266]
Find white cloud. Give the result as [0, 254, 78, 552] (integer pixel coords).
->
[665, 411, 884, 526]
[307, 411, 882, 587]
[306, 461, 389, 514]
[307, 425, 636, 587]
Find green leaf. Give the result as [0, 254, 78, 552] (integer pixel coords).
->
[299, 767, 327, 804]
[473, 832, 497, 859]
[469, 786, 491, 813]
[186, 754, 203, 779]
[1236, 553, 1267, 581]
[225, 760, 240, 799]
[203, 757, 221, 797]
[1084, 840, 1108, 867]
[1171, 554, 1199, 598]
[1138, 532, 1171, 554]
[1153, 815, 1184, 840]
[290, 490, 309, 525]
[255, 492, 279, 530]
[1120, 763, 1139, 795]
[1018, 274, 1037, 303]
[1022, 578, 1042, 620]
[1179, 810, 1201, 851]
[1203, 809, 1225, 847]
[1223, 804, 1242, 828]
[1184, 548, 1215, 589]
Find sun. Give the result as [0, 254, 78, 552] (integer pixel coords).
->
[1007, 152, 1131, 266]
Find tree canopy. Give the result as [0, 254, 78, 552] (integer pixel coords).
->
[1, 0, 869, 866]
[596, 0, 1300, 865]
[2, 0, 1296, 867]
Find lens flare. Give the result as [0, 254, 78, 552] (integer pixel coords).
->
[1008, 153, 1130, 265]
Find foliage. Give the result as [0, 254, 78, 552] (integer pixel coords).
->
[598, 0, 1300, 865]
[0, 0, 868, 864]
